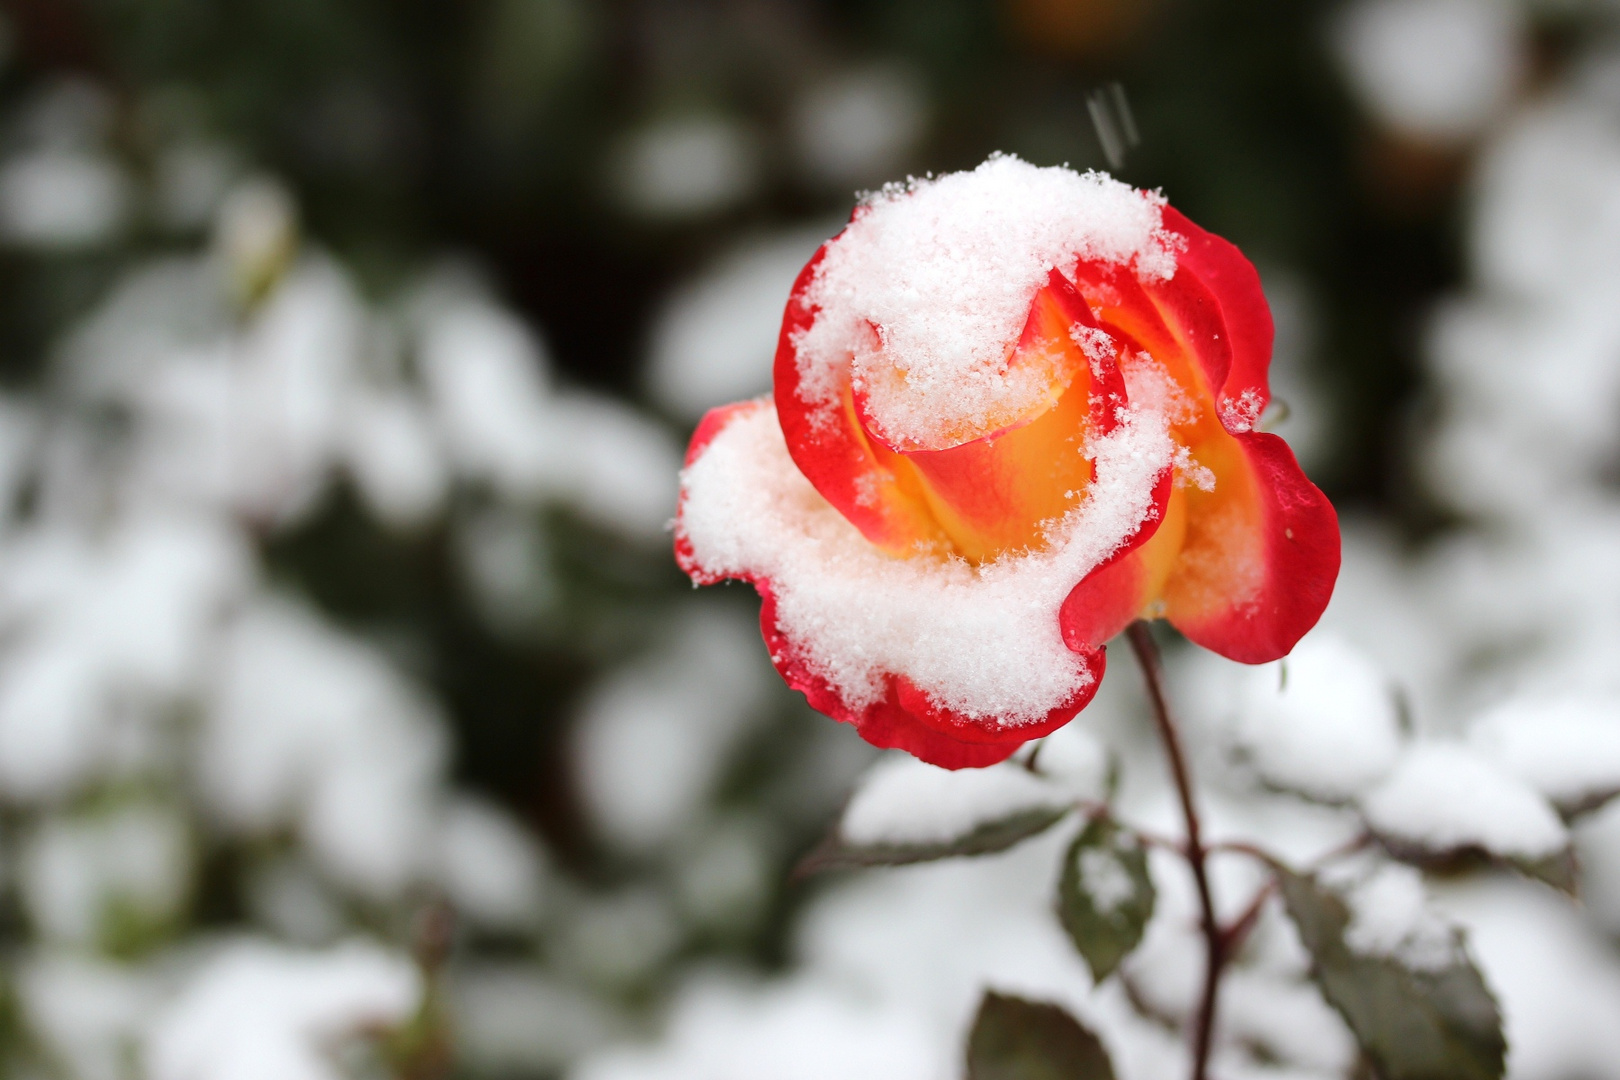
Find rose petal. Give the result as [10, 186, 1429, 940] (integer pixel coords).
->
[761, 581, 1101, 769]
[774, 243, 951, 556]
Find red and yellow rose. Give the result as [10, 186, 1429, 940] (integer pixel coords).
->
[675, 157, 1339, 769]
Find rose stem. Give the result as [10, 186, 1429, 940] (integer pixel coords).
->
[1125, 621, 1223, 1080]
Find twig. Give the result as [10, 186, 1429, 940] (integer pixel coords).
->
[1126, 622, 1222, 1080]
[1210, 830, 1371, 872]
[1220, 879, 1277, 956]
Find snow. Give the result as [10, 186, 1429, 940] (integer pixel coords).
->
[1333, 0, 1524, 143]
[1229, 632, 1404, 801]
[611, 115, 760, 219]
[418, 298, 556, 489]
[433, 796, 548, 932]
[418, 293, 679, 537]
[677, 399, 1173, 724]
[790, 64, 928, 186]
[18, 951, 158, 1080]
[143, 939, 422, 1080]
[1030, 721, 1111, 801]
[575, 974, 948, 1080]
[0, 149, 130, 248]
[0, 515, 250, 801]
[1434, 874, 1620, 1080]
[839, 754, 1070, 848]
[540, 392, 682, 537]
[792, 154, 1178, 449]
[1467, 694, 1620, 810]
[18, 803, 192, 945]
[341, 386, 448, 528]
[1336, 861, 1460, 971]
[1078, 844, 1137, 913]
[573, 603, 773, 851]
[1472, 99, 1620, 301]
[1218, 967, 1357, 1077]
[200, 596, 448, 899]
[1358, 742, 1567, 860]
[645, 227, 830, 421]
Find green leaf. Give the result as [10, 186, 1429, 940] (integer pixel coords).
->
[796, 806, 1069, 875]
[965, 991, 1116, 1080]
[1514, 847, 1578, 894]
[1373, 832, 1578, 896]
[1056, 818, 1155, 982]
[1277, 868, 1505, 1080]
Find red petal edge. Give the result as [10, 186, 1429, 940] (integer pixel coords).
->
[1173, 432, 1341, 664]
[760, 583, 1102, 769]
[1155, 208, 1341, 661]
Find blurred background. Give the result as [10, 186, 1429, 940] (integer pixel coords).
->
[0, 0, 1617, 1077]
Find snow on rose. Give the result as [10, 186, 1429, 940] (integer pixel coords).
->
[674, 154, 1339, 769]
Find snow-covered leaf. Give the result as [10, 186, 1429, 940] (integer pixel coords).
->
[798, 757, 1071, 874]
[1359, 742, 1573, 890]
[1056, 819, 1154, 983]
[1278, 867, 1505, 1080]
[1230, 632, 1404, 802]
[144, 939, 422, 1080]
[1468, 695, 1620, 817]
[964, 991, 1115, 1080]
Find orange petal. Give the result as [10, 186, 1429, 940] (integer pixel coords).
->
[867, 271, 1126, 563]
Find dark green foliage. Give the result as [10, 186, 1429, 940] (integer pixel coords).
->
[1056, 818, 1155, 982]
[1278, 868, 1506, 1080]
[796, 806, 1069, 875]
[966, 991, 1116, 1080]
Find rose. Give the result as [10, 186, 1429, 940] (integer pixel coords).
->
[675, 156, 1338, 769]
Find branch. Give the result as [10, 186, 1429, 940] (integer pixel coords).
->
[1126, 622, 1222, 1080]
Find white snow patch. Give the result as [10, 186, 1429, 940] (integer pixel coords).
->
[433, 796, 547, 933]
[18, 951, 158, 1080]
[677, 399, 1173, 724]
[1359, 742, 1567, 860]
[1078, 845, 1136, 914]
[573, 975, 946, 1080]
[143, 939, 421, 1080]
[645, 227, 828, 421]
[1334, 0, 1525, 143]
[790, 64, 928, 186]
[573, 604, 773, 851]
[200, 596, 448, 900]
[0, 149, 130, 249]
[1434, 874, 1620, 1080]
[341, 387, 448, 528]
[793, 154, 1177, 449]
[1030, 722, 1111, 801]
[1468, 694, 1620, 810]
[1337, 862, 1459, 972]
[419, 298, 679, 537]
[19, 804, 192, 945]
[1231, 632, 1404, 801]
[840, 754, 1069, 848]
[611, 115, 760, 219]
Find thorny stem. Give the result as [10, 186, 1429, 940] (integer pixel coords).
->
[1126, 621, 1222, 1080]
